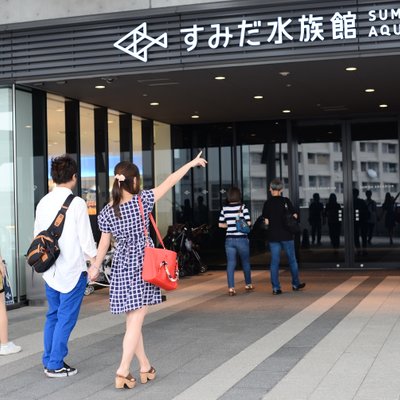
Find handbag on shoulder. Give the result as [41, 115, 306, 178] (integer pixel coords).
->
[283, 199, 301, 235]
[236, 205, 251, 234]
[138, 197, 179, 291]
[26, 194, 75, 273]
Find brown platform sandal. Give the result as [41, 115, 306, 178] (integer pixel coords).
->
[140, 367, 156, 384]
[115, 373, 136, 389]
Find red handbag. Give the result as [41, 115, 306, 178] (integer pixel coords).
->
[138, 197, 179, 291]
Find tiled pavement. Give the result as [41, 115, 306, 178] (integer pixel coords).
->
[2, 268, 400, 400]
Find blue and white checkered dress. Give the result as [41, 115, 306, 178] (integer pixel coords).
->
[98, 190, 162, 314]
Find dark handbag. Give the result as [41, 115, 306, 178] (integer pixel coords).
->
[250, 215, 269, 240]
[27, 194, 75, 273]
[2, 262, 14, 305]
[236, 205, 250, 234]
[138, 197, 179, 291]
[284, 200, 300, 234]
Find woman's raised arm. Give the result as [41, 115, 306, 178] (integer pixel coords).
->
[152, 152, 207, 202]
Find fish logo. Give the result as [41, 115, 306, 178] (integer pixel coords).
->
[114, 22, 168, 62]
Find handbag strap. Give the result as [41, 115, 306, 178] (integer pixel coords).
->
[49, 194, 75, 238]
[138, 196, 166, 249]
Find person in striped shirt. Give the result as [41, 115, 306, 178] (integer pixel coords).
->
[219, 187, 253, 296]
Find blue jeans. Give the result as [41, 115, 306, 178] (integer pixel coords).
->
[269, 241, 301, 291]
[225, 237, 252, 288]
[43, 272, 87, 370]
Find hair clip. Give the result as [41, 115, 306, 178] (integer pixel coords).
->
[115, 174, 126, 187]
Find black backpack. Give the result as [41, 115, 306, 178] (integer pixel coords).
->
[27, 194, 75, 273]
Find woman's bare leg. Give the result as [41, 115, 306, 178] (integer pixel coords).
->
[116, 306, 148, 377]
[0, 292, 8, 344]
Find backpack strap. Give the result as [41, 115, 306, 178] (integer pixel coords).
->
[49, 194, 75, 238]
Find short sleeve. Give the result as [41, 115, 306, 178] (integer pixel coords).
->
[98, 205, 111, 233]
[141, 190, 155, 215]
[243, 205, 251, 221]
[219, 208, 225, 223]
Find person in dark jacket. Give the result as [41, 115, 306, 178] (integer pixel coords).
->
[324, 193, 341, 249]
[308, 193, 324, 246]
[262, 179, 305, 295]
[353, 188, 369, 255]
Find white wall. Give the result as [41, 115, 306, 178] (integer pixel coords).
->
[0, 0, 231, 24]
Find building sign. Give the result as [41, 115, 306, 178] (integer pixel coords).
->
[114, 7, 400, 62]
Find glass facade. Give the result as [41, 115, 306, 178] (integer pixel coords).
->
[0, 87, 17, 298]
[80, 103, 96, 215]
[2, 83, 400, 304]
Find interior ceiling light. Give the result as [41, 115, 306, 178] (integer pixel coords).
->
[279, 71, 290, 76]
[150, 102, 159, 106]
[214, 76, 226, 80]
[379, 104, 388, 108]
[254, 95, 263, 99]
[365, 88, 375, 93]
[191, 115, 200, 119]
[345, 67, 357, 71]
[95, 85, 106, 89]
[282, 109, 291, 114]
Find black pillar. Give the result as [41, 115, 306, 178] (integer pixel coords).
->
[32, 89, 48, 207]
[120, 113, 132, 162]
[65, 99, 81, 196]
[94, 107, 109, 212]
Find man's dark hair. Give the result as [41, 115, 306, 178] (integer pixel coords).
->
[51, 155, 78, 184]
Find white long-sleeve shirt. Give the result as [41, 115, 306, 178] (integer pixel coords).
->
[34, 186, 97, 293]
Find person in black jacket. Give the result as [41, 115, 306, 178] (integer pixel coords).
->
[262, 179, 305, 295]
[353, 188, 369, 255]
[308, 193, 324, 246]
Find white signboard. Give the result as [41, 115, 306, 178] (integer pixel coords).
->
[114, 7, 400, 62]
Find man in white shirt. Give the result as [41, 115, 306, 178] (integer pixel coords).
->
[34, 155, 97, 378]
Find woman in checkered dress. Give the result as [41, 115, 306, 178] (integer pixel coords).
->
[91, 152, 207, 390]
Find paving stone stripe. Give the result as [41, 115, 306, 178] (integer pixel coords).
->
[172, 275, 368, 400]
[263, 276, 400, 400]
[0, 271, 265, 375]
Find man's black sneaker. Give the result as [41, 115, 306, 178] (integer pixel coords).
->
[45, 362, 77, 378]
[272, 289, 282, 295]
[292, 283, 306, 291]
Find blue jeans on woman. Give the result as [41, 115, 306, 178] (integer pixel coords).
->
[269, 240, 301, 291]
[225, 237, 252, 288]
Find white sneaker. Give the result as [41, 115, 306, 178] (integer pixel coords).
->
[0, 342, 22, 355]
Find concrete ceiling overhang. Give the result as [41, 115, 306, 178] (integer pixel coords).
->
[26, 55, 400, 125]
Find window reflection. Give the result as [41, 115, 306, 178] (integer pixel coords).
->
[108, 110, 120, 192]
[80, 103, 96, 215]
[47, 94, 66, 189]
[132, 117, 143, 175]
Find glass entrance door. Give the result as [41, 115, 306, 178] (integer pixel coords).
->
[293, 122, 345, 267]
[350, 120, 400, 267]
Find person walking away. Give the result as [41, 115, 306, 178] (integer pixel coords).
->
[324, 193, 341, 250]
[262, 179, 305, 295]
[353, 188, 369, 255]
[218, 187, 253, 296]
[381, 191, 400, 245]
[308, 193, 324, 246]
[90, 152, 207, 390]
[34, 155, 97, 377]
[365, 190, 377, 245]
[0, 254, 22, 355]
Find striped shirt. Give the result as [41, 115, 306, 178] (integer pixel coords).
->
[219, 203, 251, 238]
